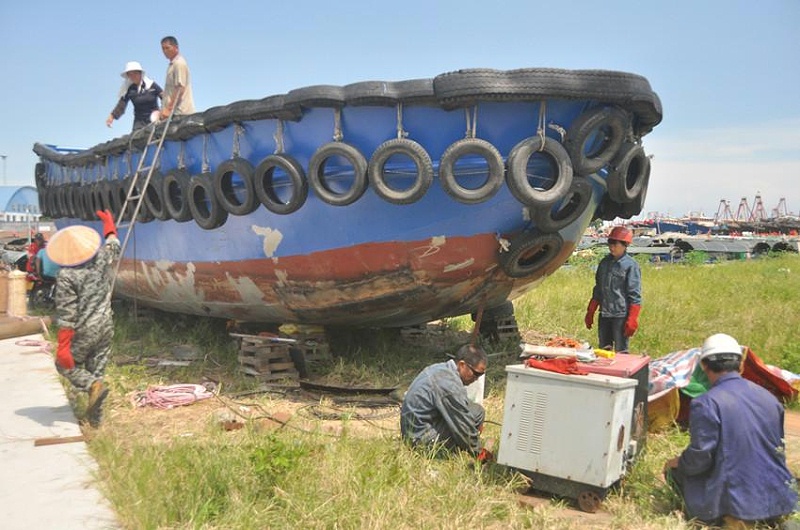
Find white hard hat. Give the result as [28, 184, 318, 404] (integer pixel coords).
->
[700, 333, 743, 361]
[121, 61, 144, 77]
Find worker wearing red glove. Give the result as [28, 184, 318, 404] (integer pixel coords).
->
[47, 210, 121, 427]
[584, 226, 642, 353]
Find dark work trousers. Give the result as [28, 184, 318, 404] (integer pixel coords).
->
[598, 316, 629, 352]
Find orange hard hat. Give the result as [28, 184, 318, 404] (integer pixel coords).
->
[608, 226, 633, 245]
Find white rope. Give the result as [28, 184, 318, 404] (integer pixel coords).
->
[536, 101, 547, 152]
[464, 106, 478, 139]
[332, 108, 344, 142]
[232, 124, 244, 158]
[201, 134, 210, 173]
[178, 141, 186, 169]
[395, 103, 408, 139]
[274, 120, 285, 154]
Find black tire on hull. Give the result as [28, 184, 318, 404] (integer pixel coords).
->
[499, 231, 564, 278]
[144, 171, 170, 221]
[213, 157, 259, 216]
[368, 138, 433, 204]
[607, 143, 650, 203]
[565, 106, 629, 175]
[188, 173, 228, 230]
[506, 136, 573, 207]
[254, 154, 308, 215]
[308, 142, 369, 206]
[439, 138, 504, 204]
[163, 168, 194, 222]
[533, 176, 594, 232]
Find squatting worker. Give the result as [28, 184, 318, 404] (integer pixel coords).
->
[48, 210, 120, 428]
[664, 333, 797, 526]
[584, 225, 642, 352]
[159, 36, 194, 120]
[106, 61, 163, 131]
[401, 344, 492, 462]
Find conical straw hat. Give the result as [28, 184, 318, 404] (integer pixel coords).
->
[46, 225, 102, 267]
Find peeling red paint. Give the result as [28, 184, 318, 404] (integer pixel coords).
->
[115, 233, 577, 327]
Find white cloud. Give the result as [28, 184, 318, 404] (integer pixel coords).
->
[639, 118, 800, 217]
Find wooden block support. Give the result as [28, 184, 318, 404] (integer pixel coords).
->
[232, 333, 299, 381]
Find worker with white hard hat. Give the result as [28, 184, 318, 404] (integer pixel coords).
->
[664, 333, 797, 526]
[106, 60, 163, 131]
[47, 210, 120, 427]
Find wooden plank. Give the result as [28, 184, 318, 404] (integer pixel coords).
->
[34, 435, 85, 447]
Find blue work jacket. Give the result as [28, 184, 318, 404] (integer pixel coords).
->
[400, 360, 482, 454]
[677, 372, 797, 521]
[593, 252, 641, 317]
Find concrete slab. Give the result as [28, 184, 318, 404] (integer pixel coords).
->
[0, 334, 118, 530]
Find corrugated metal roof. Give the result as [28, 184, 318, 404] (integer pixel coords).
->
[0, 186, 39, 213]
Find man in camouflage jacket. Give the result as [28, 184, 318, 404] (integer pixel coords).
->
[52, 210, 120, 427]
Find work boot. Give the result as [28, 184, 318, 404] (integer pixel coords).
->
[86, 380, 108, 427]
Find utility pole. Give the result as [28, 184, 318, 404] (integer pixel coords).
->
[0, 154, 6, 185]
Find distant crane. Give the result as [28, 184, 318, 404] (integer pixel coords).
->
[714, 199, 734, 223]
[734, 197, 752, 222]
[772, 197, 789, 218]
[750, 194, 767, 222]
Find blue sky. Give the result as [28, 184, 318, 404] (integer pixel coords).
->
[1, 0, 798, 218]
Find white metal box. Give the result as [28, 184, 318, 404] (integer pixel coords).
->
[498, 364, 637, 492]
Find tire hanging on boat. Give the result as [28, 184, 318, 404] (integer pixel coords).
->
[213, 157, 259, 216]
[131, 178, 155, 223]
[143, 171, 170, 221]
[506, 136, 573, 207]
[254, 154, 308, 215]
[439, 138, 504, 204]
[564, 106, 629, 175]
[188, 172, 228, 230]
[533, 176, 593, 233]
[162, 168, 194, 222]
[368, 138, 433, 204]
[499, 230, 564, 278]
[607, 143, 650, 203]
[308, 142, 369, 206]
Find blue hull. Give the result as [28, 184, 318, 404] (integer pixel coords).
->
[33, 68, 661, 327]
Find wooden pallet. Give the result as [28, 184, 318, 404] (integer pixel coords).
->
[231, 333, 299, 381]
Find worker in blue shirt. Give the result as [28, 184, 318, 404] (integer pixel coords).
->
[400, 344, 492, 462]
[584, 225, 642, 352]
[664, 333, 798, 526]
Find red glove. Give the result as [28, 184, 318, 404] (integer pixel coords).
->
[477, 448, 494, 463]
[95, 209, 117, 238]
[584, 299, 599, 329]
[624, 304, 642, 337]
[56, 328, 76, 370]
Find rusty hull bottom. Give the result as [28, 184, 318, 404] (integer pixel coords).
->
[115, 234, 576, 327]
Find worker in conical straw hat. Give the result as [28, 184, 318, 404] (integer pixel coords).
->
[47, 210, 120, 427]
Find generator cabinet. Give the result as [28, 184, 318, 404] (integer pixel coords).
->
[577, 354, 650, 455]
[497, 364, 637, 512]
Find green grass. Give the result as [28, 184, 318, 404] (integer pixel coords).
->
[83, 253, 800, 529]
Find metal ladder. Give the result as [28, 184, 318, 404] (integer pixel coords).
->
[111, 107, 178, 289]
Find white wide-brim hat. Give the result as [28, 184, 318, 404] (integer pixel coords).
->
[46, 225, 102, 267]
[120, 61, 144, 77]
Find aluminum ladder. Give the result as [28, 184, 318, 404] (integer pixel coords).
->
[111, 106, 177, 289]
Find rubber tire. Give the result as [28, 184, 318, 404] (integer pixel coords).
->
[368, 138, 433, 204]
[506, 136, 573, 207]
[254, 154, 308, 215]
[131, 178, 154, 223]
[565, 106, 629, 175]
[607, 143, 650, 203]
[308, 142, 369, 206]
[143, 171, 169, 221]
[188, 173, 228, 230]
[533, 177, 593, 232]
[162, 168, 193, 222]
[439, 138, 504, 204]
[213, 157, 259, 216]
[499, 231, 563, 278]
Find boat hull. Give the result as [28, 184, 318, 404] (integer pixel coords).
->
[33, 68, 661, 327]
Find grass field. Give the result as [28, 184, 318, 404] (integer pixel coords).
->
[75, 252, 800, 529]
